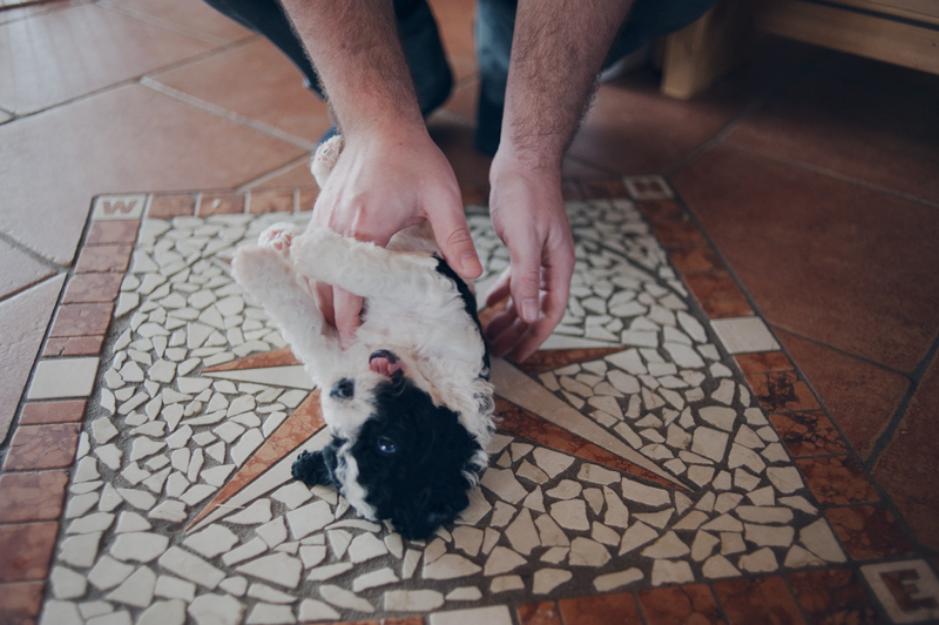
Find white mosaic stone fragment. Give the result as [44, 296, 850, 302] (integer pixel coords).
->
[106, 565, 156, 608]
[651, 559, 694, 586]
[50, 565, 87, 599]
[767, 466, 804, 493]
[549, 499, 589, 531]
[593, 568, 643, 592]
[490, 575, 524, 593]
[784, 545, 825, 567]
[347, 532, 388, 563]
[40, 601, 83, 625]
[227, 499, 273, 525]
[480, 468, 527, 504]
[318, 584, 374, 612]
[384, 589, 444, 611]
[738, 546, 778, 572]
[155, 575, 196, 601]
[620, 477, 669, 507]
[109, 532, 168, 563]
[149, 500, 187, 523]
[531, 448, 574, 478]
[188, 593, 243, 625]
[691, 427, 728, 462]
[423, 554, 482, 580]
[642, 531, 690, 558]
[618, 521, 657, 555]
[158, 547, 225, 589]
[88, 555, 135, 590]
[297, 599, 339, 622]
[799, 518, 846, 562]
[702, 555, 740, 578]
[483, 546, 526, 576]
[569, 537, 611, 567]
[256, 517, 287, 548]
[184, 525, 240, 559]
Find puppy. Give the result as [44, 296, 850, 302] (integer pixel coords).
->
[232, 137, 494, 539]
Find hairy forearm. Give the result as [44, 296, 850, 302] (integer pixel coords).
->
[280, 0, 424, 138]
[498, 0, 634, 168]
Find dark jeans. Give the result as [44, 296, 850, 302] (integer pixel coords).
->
[203, 0, 716, 154]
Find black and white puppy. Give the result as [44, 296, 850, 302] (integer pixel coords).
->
[232, 137, 494, 539]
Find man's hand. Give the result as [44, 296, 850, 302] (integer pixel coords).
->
[484, 155, 574, 362]
[311, 128, 482, 344]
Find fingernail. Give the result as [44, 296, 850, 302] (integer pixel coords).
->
[461, 253, 480, 276]
[522, 299, 538, 323]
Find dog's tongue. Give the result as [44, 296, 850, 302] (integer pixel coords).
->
[369, 356, 402, 377]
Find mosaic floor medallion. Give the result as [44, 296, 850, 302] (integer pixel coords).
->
[8, 180, 937, 625]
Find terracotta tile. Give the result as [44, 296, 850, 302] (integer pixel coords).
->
[0, 470, 69, 522]
[151, 37, 331, 142]
[98, 0, 252, 45]
[85, 219, 140, 245]
[42, 335, 105, 357]
[0, 84, 305, 265]
[0, 239, 52, 300]
[652, 219, 708, 250]
[517, 601, 562, 625]
[48, 302, 112, 338]
[203, 346, 300, 372]
[776, 328, 908, 459]
[674, 144, 939, 373]
[861, 560, 939, 624]
[19, 399, 87, 425]
[639, 584, 726, 625]
[247, 160, 315, 192]
[788, 568, 880, 625]
[712, 576, 806, 625]
[734, 351, 794, 378]
[199, 192, 246, 216]
[568, 68, 748, 174]
[428, 0, 477, 81]
[669, 246, 723, 276]
[875, 357, 939, 551]
[75, 244, 132, 273]
[0, 276, 64, 442]
[825, 506, 914, 561]
[750, 370, 820, 413]
[796, 456, 879, 505]
[3, 423, 81, 470]
[0, 3, 214, 113]
[769, 411, 847, 457]
[726, 49, 939, 204]
[0, 580, 44, 625]
[683, 271, 753, 318]
[62, 272, 123, 304]
[557, 592, 641, 625]
[0, 522, 58, 582]
[249, 189, 295, 215]
[148, 193, 196, 218]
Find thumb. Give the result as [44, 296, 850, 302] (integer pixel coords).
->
[427, 197, 482, 280]
[507, 234, 542, 324]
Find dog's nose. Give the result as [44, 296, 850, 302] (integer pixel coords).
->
[369, 350, 403, 377]
[330, 378, 354, 399]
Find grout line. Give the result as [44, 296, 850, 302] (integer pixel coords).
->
[767, 322, 913, 379]
[235, 154, 312, 191]
[865, 332, 939, 470]
[1, 35, 260, 125]
[715, 143, 939, 210]
[0, 230, 61, 272]
[140, 76, 316, 152]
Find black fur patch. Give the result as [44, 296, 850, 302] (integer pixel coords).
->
[434, 257, 490, 378]
[350, 376, 483, 540]
[292, 436, 343, 487]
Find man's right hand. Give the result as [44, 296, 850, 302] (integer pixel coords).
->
[309, 127, 482, 345]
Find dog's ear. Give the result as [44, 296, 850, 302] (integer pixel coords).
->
[291, 440, 341, 487]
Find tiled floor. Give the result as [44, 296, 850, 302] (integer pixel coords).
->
[1, 1, 938, 624]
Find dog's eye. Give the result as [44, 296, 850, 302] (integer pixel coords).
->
[330, 378, 354, 400]
[375, 436, 398, 455]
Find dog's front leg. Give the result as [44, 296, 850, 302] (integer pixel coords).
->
[291, 227, 455, 307]
[232, 244, 341, 385]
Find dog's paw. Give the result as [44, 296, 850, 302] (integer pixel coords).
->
[232, 244, 292, 294]
[258, 223, 298, 257]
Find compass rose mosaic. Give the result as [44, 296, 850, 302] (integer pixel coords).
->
[4, 179, 935, 625]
